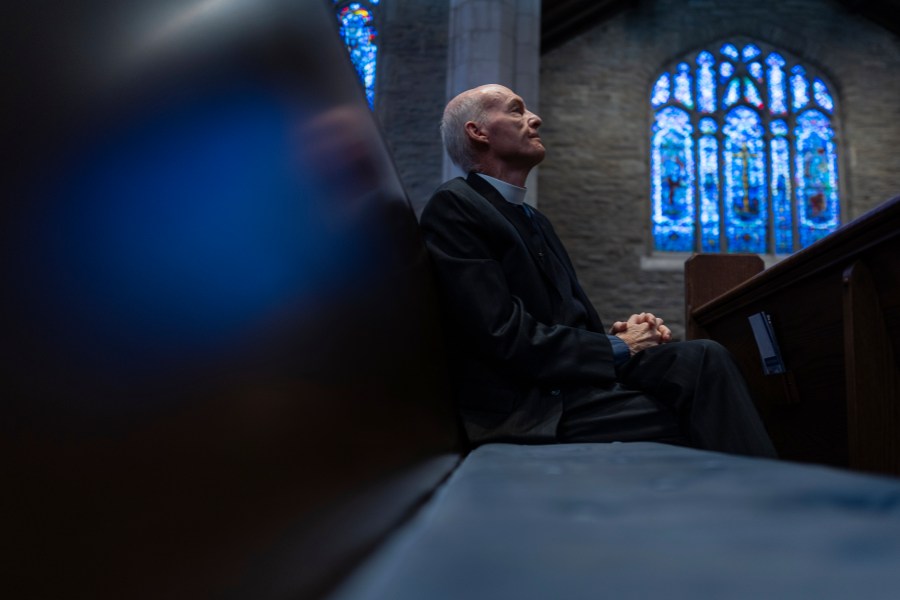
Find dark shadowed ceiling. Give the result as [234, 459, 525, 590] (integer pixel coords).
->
[540, 0, 900, 53]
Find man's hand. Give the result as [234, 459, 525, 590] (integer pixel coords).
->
[610, 312, 672, 355]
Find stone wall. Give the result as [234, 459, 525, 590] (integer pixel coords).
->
[538, 0, 900, 339]
[374, 0, 900, 339]
[375, 0, 450, 216]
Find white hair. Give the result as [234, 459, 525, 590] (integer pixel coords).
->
[440, 90, 490, 174]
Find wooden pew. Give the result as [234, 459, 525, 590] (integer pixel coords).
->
[685, 196, 900, 476]
[5, 3, 462, 598]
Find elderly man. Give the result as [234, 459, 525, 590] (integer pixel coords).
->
[419, 84, 776, 457]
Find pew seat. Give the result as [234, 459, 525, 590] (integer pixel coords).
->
[330, 442, 900, 600]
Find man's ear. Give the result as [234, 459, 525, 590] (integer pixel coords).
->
[465, 121, 488, 144]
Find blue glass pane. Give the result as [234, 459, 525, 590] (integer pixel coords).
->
[721, 44, 739, 60]
[742, 44, 761, 62]
[723, 78, 741, 107]
[699, 117, 717, 135]
[770, 135, 792, 253]
[723, 107, 766, 253]
[652, 73, 671, 107]
[651, 107, 695, 251]
[766, 52, 786, 67]
[698, 134, 720, 252]
[791, 65, 809, 112]
[337, 3, 378, 108]
[813, 78, 834, 113]
[770, 118, 789, 137]
[674, 63, 694, 108]
[743, 78, 764, 109]
[766, 53, 787, 114]
[697, 53, 716, 113]
[749, 61, 763, 81]
[795, 110, 840, 248]
[719, 61, 734, 82]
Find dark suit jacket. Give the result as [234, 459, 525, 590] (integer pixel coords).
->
[420, 173, 618, 444]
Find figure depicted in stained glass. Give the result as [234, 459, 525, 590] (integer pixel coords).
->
[795, 109, 839, 248]
[662, 145, 689, 214]
[734, 144, 761, 217]
[652, 107, 695, 251]
[649, 40, 840, 254]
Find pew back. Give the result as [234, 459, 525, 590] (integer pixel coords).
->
[685, 197, 900, 476]
[4, 2, 460, 598]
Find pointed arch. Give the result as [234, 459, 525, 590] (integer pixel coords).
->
[649, 39, 842, 254]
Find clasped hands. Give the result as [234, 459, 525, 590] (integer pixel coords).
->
[609, 312, 672, 356]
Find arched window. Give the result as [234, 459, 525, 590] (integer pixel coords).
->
[333, 1, 380, 108]
[650, 40, 841, 254]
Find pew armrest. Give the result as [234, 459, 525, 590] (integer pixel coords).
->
[684, 253, 764, 340]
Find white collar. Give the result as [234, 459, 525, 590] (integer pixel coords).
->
[474, 173, 527, 206]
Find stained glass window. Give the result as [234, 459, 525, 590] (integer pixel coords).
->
[795, 110, 840, 247]
[650, 40, 841, 254]
[651, 107, 695, 251]
[333, 1, 380, 108]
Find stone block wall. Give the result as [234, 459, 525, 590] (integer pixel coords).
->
[375, 0, 450, 216]
[374, 0, 900, 339]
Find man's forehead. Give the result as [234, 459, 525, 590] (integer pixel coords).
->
[478, 85, 522, 107]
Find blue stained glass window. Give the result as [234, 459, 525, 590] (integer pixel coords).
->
[770, 120, 792, 253]
[698, 118, 720, 252]
[651, 107, 695, 251]
[652, 73, 671, 107]
[649, 41, 841, 254]
[791, 65, 809, 112]
[697, 52, 716, 113]
[766, 53, 787, 115]
[813, 79, 834, 113]
[795, 110, 840, 248]
[674, 63, 694, 108]
[334, 1, 380, 108]
[723, 107, 767, 253]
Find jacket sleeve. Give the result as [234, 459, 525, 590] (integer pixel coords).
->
[419, 187, 618, 386]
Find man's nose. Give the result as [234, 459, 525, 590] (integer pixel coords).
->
[528, 112, 542, 127]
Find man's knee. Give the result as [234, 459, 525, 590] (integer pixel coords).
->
[683, 338, 729, 358]
[681, 339, 746, 379]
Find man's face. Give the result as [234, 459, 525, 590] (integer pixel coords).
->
[476, 86, 545, 170]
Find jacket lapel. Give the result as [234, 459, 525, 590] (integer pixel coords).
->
[464, 173, 605, 333]
[465, 172, 563, 296]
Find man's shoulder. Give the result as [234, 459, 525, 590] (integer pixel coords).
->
[422, 176, 490, 222]
[432, 176, 477, 198]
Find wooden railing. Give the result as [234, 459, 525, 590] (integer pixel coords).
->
[685, 196, 900, 476]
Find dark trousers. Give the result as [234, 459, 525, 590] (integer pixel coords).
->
[558, 339, 777, 458]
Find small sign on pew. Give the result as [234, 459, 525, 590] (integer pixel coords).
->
[748, 311, 786, 375]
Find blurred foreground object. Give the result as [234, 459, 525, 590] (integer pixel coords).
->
[3, 1, 457, 598]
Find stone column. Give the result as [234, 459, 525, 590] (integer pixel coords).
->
[443, 0, 542, 206]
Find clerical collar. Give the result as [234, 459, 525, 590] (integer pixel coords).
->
[474, 172, 527, 206]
